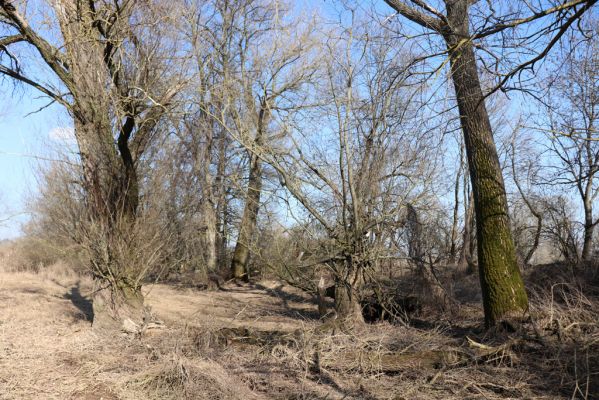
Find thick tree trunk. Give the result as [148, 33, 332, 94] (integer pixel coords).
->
[334, 261, 365, 324]
[445, 1, 528, 328]
[91, 278, 147, 333]
[70, 64, 142, 333]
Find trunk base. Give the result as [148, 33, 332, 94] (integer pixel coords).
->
[91, 279, 150, 334]
[335, 283, 364, 326]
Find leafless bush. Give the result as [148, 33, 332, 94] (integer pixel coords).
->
[75, 210, 173, 287]
[0, 238, 83, 273]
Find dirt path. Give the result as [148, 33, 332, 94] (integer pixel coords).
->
[0, 267, 322, 399]
[145, 280, 319, 331]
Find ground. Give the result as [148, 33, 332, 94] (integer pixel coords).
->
[0, 262, 597, 399]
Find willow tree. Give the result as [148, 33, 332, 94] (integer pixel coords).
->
[0, 0, 184, 331]
[186, 0, 318, 280]
[248, 17, 438, 323]
[384, 0, 596, 327]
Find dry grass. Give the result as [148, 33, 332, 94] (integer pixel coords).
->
[0, 257, 597, 399]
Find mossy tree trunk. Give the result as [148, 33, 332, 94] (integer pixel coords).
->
[444, 1, 528, 327]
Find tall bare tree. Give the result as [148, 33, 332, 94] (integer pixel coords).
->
[383, 0, 597, 327]
[0, 0, 185, 330]
[187, 0, 319, 280]
[246, 17, 439, 322]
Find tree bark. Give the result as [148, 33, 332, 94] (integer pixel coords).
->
[334, 259, 365, 324]
[230, 107, 267, 280]
[58, 0, 145, 329]
[449, 144, 464, 264]
[444, 1, 528, 327]
[203, 199, 218, 271]
[91, 278, 147, 333]
[458, 176, 475, 272]
[230, 154, 263, 279]
[215, 130, 229, 269]
[582, 196, 594, 262]
[197, 123, 218, 272]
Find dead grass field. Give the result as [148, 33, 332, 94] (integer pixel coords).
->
[0, 261, 597, 399]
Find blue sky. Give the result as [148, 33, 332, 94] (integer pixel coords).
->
[0, 0, 592, 240]
[0, 85, 70, 239]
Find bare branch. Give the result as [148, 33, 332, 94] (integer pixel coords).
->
[384, 0, 445, 32]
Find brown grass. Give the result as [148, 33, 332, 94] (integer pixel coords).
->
[0, 257, 597, 399]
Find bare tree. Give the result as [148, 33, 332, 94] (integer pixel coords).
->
[186, 0, 320, 280]
[383, 0, 597, 327]
[509, 126, 544, 266]
[243, 16, 440, 323]
[538, 26, 599, 262]
[0, 0, 186, 330]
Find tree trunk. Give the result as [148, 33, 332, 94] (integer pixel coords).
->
[582, 198, 594, 262]
[203, 200, 218, 271]
[450, 142, 465, 264]
[458, 178, 475, 272]
[91, 278, 147, 333]
[198, 124, 218, 273]
[215, 130, 229, 269]
[445, 1, 528, 328]
[230, 153, 263, 279]
[334, 260, 365, 325]
[231, 111, 266, 280]
[116, 119, 140, 219]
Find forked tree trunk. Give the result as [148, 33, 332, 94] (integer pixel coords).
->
[231, 107, 268, 280]
[75, 117, 147, 332]
[444, 1, 528, 327]
[64, 3, 144, 329]
[2, 0, 153, 333]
